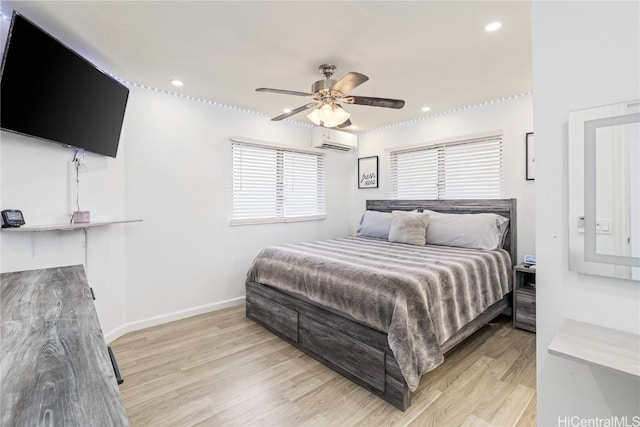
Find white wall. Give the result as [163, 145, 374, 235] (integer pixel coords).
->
[351, 95, 535, 262]
[0, 128, 129, 335]
[119, 88, 355, 333]
[532, 1, 640, 424]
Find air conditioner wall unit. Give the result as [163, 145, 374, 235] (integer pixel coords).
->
[311, 127, 358, 151]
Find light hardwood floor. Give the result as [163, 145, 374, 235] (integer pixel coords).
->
[110, 305, 536, 427]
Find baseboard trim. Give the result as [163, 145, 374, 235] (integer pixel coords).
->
[104, 296, 246, 344]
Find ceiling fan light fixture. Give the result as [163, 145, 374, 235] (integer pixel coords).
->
[329, 105, 350, 127]
[307, 108, 322, 126]
[319, 104, 334, 122]
[307, 103, 350, 128]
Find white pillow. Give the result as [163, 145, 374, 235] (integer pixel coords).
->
[424, 210, 509, 250]
[357, 210, 393, 239]
[388, 211, 430, 246]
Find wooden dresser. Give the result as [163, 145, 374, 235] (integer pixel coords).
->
[0, 265, 129, 426]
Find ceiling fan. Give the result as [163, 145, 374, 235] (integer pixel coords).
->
[256, 64, 405, 128]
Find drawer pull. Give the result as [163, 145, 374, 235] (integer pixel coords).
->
[108, 346, 124, 385]
[90, 287, 96, 300]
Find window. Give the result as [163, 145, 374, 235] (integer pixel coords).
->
[231, 140, 326, 224]
[390, 135, 503, 199]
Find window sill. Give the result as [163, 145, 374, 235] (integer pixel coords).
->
[230, 215, 327, 226]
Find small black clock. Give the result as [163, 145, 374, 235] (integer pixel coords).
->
[1, 210, 25, 228]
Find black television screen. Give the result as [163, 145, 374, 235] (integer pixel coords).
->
[0, 12, 129, 158]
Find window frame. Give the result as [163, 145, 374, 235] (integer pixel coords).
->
[230, 138, 327, 225]
[389, 134, 504, 200]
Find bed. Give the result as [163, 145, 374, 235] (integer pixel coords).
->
[245, 199, 517, 410]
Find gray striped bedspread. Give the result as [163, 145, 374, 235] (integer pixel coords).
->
[246, 236, 512, 391]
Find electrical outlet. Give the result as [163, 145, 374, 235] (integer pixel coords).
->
[596, 219, 612, 234]
[74, 149, 87, 168]
[578, 216, 612, 234]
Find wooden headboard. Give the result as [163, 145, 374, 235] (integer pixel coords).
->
[365, 199, 518, 266]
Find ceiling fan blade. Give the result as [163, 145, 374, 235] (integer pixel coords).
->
[256, 88, 312, 97]
[336, 119, 352, 129]
[330, 72, 369, 94]
[271, 103, 319, 121]
[343, 96, 405, 109]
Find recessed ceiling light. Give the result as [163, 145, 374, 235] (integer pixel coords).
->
[170, 79, 184, 87]
[421, 106, 431, 112]
[283, 108, 292, 113]
[485, 22, 502, 32]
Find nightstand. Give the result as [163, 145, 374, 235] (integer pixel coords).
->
[513, 263, 536, 332]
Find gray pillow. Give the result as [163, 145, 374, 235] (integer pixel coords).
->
[424, 210, 509, 250]
[357, 210, 393, 239]
[388, 211, 430, 246]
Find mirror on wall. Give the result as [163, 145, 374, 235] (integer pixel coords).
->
[569, 100, 640, 281]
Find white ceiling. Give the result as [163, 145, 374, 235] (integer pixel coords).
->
[1, 1, 532, 132]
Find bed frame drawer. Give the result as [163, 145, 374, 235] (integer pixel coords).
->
[247, 292, 298, 342]
[299, 315, 386, 392]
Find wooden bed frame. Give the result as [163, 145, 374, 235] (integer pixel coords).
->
[246, 199, 517, 410]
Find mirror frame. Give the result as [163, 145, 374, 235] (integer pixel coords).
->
[568, 100, 640, 280]
[583, 113, 640, 267]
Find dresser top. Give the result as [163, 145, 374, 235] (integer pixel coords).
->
[1, 265, 129, 426]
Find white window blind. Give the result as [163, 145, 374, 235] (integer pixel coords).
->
[232, 141, 326, 224]
[390, 135, 503, 199]
[390, 147, 439, 199]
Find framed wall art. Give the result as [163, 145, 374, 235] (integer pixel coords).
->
[358, 156, 378, 188]
[526, 132, 535, 180]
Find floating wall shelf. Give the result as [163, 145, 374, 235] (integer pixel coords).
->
[1, 219, 142, 232]
[548, 319, 640, 379]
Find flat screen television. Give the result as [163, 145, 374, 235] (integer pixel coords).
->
[0, 12, 129, 158]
